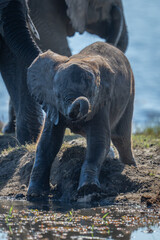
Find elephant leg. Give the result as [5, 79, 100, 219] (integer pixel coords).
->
[111, 98, 136, 166]
[0, 42, 43, 144]
[2, 98, 16, 134]
[27, 117, 66, 197]
[78, 109, 110, 194]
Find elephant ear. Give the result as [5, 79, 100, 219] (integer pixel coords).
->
[65, 0, 89, 33]
[27, 50, 68, 124]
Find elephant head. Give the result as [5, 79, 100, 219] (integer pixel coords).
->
[27, 50, 102, 125]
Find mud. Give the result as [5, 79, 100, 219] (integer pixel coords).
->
[0, 133, 160, 206]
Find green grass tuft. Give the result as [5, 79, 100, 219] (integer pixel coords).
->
[0, 121, 3, 133]
[133, 126, 160, 148]
[135, 126, 160, 137]
[1, 143, 36, 156]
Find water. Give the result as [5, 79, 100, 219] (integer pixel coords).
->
[0, 0, 160, 130]
[123, 0, 160, 129]
[0, 200, 159, 240]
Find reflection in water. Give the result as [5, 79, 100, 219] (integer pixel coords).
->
[0, 231, 7, 240]
[131, 226, 160, 240]
[0, 200, 159, 240]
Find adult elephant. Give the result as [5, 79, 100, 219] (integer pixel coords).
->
[0, 0, 43, 144]
[28, 0, 128, 54]
[3, 0, 128, 134]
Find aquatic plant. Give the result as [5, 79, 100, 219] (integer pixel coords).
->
[67, 210, 73, 222]
[102, 212, 110, 235]
[91, 224, 94, 238]
[5, 205, 13, 234]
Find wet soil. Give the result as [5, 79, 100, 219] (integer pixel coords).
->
[0, 200, 160, 240]
[0, 133, 160, 206]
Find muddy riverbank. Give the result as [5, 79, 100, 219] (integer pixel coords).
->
[0, 128, 160, 207]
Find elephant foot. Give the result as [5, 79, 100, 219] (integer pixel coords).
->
[78, 181, 101, 196]
[2, 121, 15, 134]
[27, 181, 50, 199]
[77, 167, 101, 195]
[120, 157, 137, 166]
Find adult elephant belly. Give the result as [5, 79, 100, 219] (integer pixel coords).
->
[86, 20, 111, 40]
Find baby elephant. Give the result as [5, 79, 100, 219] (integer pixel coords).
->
[27, 42, 136, 197]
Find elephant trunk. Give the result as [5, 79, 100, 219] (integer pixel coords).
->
[67, 97, 90, 121]
[1, 0, 43, 144]
[2, 0, 41, 66]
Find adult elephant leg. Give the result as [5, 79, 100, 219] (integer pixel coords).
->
[29, 0, 72, 56]
[27, 117, 66, 197]
[2, 98, 16, 134]
[78, 109, 110, 194]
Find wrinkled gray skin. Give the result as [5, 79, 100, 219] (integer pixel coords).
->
[29, 0, 128, 54]
[4, 0, 128, 134]
[27, 42, 136, 197]
[0, 0, 43, 143]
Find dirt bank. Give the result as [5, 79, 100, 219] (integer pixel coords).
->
[0, 131, 160, 206]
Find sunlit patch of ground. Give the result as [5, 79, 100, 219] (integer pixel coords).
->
[0, 126, 159, 207]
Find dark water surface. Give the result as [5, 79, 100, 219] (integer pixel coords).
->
[0, 0, 160, 130]
[0, 200, 160, 240]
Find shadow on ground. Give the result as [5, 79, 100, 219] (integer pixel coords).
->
[0, 134, 160, 206]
